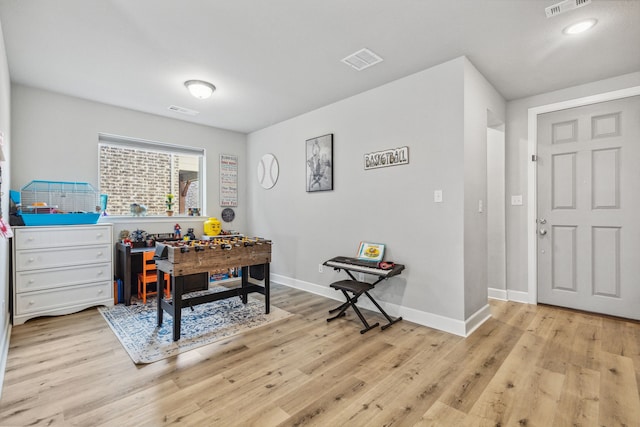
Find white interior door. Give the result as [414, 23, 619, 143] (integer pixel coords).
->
[536, 95, 640, 319]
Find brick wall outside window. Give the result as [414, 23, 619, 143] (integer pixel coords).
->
[99, 145, 180, 215]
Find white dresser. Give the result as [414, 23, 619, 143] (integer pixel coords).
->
[12, 224, 113, 325]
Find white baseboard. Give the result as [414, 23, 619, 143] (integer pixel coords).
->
[271, 274, 491, 337]
[489, 287, 532, 305]
[488, 287, 508, 301]
[507, 289, 531, 304]
[271, 273, 344, 303]
[464, 304, 492, 336]
[0, 316, 11, 400]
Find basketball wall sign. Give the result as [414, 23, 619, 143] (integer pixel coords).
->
[364, 146, 409, 170]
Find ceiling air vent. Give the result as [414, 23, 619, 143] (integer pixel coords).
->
[341, 48, 383, 71]
[545, 0, 592, 18]
[168, 105, 199, 116]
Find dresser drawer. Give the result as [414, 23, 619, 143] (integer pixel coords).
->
[15, 281, 112, 315]
[15, 244, 112, 271]
[15, 262, 112, 293]
[15, 225, 111, 250]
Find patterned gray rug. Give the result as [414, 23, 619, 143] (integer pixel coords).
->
[99, 290, 292, 364]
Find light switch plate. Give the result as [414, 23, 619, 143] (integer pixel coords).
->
[434, 190, 443, 203]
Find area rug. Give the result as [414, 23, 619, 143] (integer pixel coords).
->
[99, 291, 292, 364]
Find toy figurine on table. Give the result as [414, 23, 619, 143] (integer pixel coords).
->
[174, 223, 181, 239]
[119, 229, 132, 246]
[185, 227, 196, 240]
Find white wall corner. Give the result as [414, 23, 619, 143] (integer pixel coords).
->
[506, 289, 531, 304]
[271, 273, 481, 337]
[0, 317, 11, 400]
[464, 304, 492, 337]
[388, 303, 468, 337]
[488, 287, 508, 300]
[489, 285, 530, 304]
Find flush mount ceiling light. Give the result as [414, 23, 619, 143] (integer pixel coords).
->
[184, 80, 216, 99]
[563, 18, 597, 35]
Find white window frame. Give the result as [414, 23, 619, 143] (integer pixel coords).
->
[98, 133, 206, 219]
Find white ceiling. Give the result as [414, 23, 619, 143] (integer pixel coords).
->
[0, 0, 638, 134]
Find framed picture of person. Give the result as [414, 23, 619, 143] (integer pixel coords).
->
[306, 133, 333, 192]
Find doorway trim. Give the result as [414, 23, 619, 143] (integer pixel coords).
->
[526, 85, 640, 304]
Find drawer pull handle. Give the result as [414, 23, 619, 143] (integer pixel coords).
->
[98, 289, 103, 294]
[27, 237, 34, 242]
[28, 279, 35, 284]
[97, 233, 103, 238]
[28, 300, 34, 305]
[28, 258, 35, 263]
[97, 252, 103, 257]
[97, 271, 103, 276]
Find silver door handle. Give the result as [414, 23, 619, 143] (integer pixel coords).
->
[539, 228, 547, 236]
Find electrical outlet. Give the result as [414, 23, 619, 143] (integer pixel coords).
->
[434, 190, 443, 203]
[318, 264, 323, 273]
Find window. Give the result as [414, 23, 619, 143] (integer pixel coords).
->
[98, 134, 204, 216]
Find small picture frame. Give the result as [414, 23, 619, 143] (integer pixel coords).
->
[357, 242, 385, 262]
[306, 133, 333, 192]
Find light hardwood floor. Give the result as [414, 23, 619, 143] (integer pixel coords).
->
[1, 284, 639, 426]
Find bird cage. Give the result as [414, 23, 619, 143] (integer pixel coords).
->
[20, 180, 101, 226]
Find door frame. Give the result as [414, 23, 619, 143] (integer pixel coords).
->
[526, 85, 640, 304]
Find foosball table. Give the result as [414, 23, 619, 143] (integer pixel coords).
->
[154, 236, 272, 341]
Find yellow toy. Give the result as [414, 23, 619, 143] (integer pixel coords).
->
[204, 217, 222, 236]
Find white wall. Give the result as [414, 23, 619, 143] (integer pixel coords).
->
[505, 71, 640, 296]
[0, 17, 11, 398]
[462, 59, 506, 319]
[247, 57, 504, 335]
[487, 126, 506, 294]
[10, 85, 248, 235]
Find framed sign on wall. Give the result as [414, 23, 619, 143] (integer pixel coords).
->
[364, 146, 409, 170]
[220, 154, 238, 207]
[306, 133, 333, 192]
